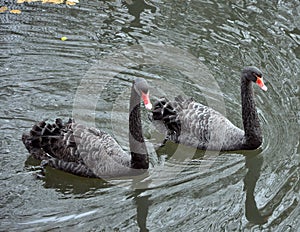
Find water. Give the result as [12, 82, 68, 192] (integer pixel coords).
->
[1, 0, 299, 231]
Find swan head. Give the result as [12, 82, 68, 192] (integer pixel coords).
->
[134, 78, 152, 110]
[242, 66, 267, 91]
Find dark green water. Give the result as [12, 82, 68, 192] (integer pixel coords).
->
[0, 0, 299, 231]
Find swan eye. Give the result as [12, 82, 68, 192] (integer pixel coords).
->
[252, 72, 262, 80]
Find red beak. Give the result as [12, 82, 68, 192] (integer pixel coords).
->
[141, 92, 152, 110]
[256, 77, 267, 91]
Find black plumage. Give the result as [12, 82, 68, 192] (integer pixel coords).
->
[22, 78, 152, 178]
[152, 66, 267, 151]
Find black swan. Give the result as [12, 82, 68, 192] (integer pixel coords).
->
[152, 66, 267, 151]
[22, 78, 152, 178]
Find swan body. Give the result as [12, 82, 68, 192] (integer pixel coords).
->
[22, 78, 152, 178]
[152, 66, 267, 151]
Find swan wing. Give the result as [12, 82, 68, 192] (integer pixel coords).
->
[75, 125, 132, 178]
[152, 97, 244, 150]
[176, 101, 244, 150]
[22, 119, 132, 177]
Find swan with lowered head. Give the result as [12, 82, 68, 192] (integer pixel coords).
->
[152, 66, 267, 151]
[22, 78, 152, 178]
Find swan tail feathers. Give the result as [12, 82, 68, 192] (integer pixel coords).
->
[152, 97, 181, 135]
[22, 118, 76, 161]
[152, 97, 177, 120]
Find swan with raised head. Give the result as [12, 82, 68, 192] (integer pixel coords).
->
[152, 66, 267, 151]
[22, 78, 152, 178]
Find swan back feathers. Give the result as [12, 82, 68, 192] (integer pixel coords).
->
[152, 96, 245, 150]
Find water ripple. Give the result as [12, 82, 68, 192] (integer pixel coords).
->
[0, 0, 299, 231]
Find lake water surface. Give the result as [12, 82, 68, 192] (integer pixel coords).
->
[1, 0, 299, 231]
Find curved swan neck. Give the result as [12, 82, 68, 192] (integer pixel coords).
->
[129, 85, 149, 169]
[241, 77, 262, 149]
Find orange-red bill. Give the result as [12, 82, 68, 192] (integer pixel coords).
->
[256, 77, 267, 91]
[142, 92, 152, 110]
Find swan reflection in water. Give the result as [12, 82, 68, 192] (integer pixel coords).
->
[243, 152, 269, 224]
[122, 0, 156, 28]
[25, 149, 272, 231]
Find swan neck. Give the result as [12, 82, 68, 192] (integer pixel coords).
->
[241, 77, 262, 149]
[129, 85, 149, 169]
